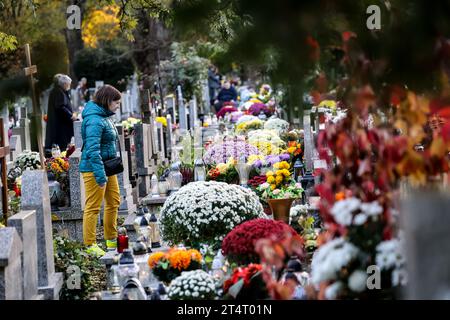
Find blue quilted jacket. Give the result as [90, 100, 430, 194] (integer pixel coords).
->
[79, 101, 117, 185]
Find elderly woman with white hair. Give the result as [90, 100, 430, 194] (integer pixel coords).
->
[45, 74, 78, 153]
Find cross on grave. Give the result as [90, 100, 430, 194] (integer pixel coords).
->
[0, 118, 11, 223]
[23, 44, 45, 165]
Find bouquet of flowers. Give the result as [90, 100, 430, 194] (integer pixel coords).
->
[310, 198, 406, 299]
[265, 161, 291, 189]
[206, 158, 239, 184]
[286, 141, 302, 158]
[264, 118, 289, 133]
[216, 105, 238, 119]
[222, 219, 297, 265]
[147, 248, 203, 283]
[235, 119, 264, 134]
[230, 111, 244, 123]
[168, 270, 217, 300]
[248, 103, 272, 117]
[159, 181, 266, 248]
[155, 116, 167, 127]
[203, 140, 259, 165]
[121, 117, 141, 135]
[236, 114, 258, 124]
[258, 181, 303, 200]
[15, 150, 42, 171]
[247, 129, 285, 155]
[223, 264, 269, 300]
[45, 157, 70, 180]
[249, 154, 291, 171]
[290, 204, 319, 252]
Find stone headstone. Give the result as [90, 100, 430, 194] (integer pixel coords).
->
[166, 115, 173, 159]
[401, 190, 450, 299]
[165, 95, 176, 125]
[9, 135, 22, 162]
[0, 227, 23, 300]
[7, 210, 41, 300]
[12, 117, 31, 152]
[303, 111, 314, 172]
[73, 120, 83, 149]
[135, 123, 156, 197]
[20, 170, 63, 299]
[189, 96, 198, 130]
[177, 86, 188, 133]
[201, 79, 210, 114]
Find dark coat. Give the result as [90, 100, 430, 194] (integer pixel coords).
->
[45, 86, 74, 151]
[217, 86, 238, 102]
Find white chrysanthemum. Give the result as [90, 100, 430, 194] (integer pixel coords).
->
[168, 270, 217, 300]
[360, 201, 383, 216]
[324, 281, 344, 300]
[375, 237, 407, 286]
[264, 118, 289, 133]
[353, 213, 368, 226]
[160, 181, 267, 246]
[311, 237, 360, 284]
[330, 198, 361, 226]
[348, 270, 367, 292]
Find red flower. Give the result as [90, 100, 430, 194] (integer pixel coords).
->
[222, 219, 298, 265]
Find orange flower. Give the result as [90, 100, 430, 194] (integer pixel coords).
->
[187, 249, 202, 262]
[168, 250, 191, 270]
[335, 192, 345, 201]
[148, 252, 166, 268]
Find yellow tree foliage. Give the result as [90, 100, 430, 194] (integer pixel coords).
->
[82, 5, 120, 48]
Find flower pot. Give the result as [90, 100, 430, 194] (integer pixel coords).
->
[267, 198, 296, 223]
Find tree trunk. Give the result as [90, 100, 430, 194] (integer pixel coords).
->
[131, 12, 172, 89]
[64, 0, 86, 87]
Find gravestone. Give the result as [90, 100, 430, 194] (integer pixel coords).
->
[401, 190, 450, 299]
[21, 170, 63, 299]
[8, 210, 42, 300]
[9, 135, 22, 162]
[177, 86, 188, 133]
[114, 125, 136, 216]
[201, 79, 210, 114]
[303, 111, 314, 172]
[189, 96, 198, 131]
[73, 121, 83, 149]
[134, 123, 157, 197]
[0, 227, 23, 300]
[165, 95, 176, 125]
[52, 149, 85, 241]
[166, 115, 173, 160]
[12, 117, 31, 152]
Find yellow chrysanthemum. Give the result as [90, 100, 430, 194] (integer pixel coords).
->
[266, 171, 274, 177]
[270, 184, 276, 190]
[267, 176, 275, 184]
[275, 170, 283, 176]
[247, 154, 264, 165]
[282, 169, 291, 177]
[319, 100, 337, 110]
[275, 175, 283, 184]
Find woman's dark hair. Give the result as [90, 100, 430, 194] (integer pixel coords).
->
[93, 85, 121, 109]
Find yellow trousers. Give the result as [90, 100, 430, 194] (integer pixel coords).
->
[82, 172, 121, 246]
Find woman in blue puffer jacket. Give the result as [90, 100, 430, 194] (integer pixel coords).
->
[79, 85, 122, 256]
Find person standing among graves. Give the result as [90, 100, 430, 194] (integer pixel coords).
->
[208, 65, 221, 107]
[76, 77, 89, 107]
[45, 74, 77, 155]
[214, 80, 238, 113]
[79, 85, 122, 256]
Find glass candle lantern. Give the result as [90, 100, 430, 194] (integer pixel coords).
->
[235, 157, 252, 187]
[132, 239, 151, 289]
[194, 158, 206, 181]
[116, 249, 139, 287]
[151, 174, 159, 197]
